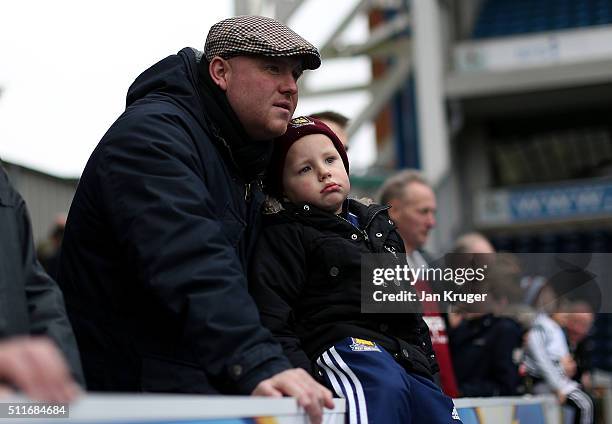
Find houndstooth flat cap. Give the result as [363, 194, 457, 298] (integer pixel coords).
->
[204, 15, 321, 70]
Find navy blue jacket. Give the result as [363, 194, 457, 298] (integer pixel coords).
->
[58, 48, 291, 394]
[449, 314, 522, 396]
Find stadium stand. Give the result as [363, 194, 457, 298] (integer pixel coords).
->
[473, 0, 612, 39]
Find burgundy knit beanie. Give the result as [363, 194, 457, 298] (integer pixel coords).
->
[267, 116, 349, 197]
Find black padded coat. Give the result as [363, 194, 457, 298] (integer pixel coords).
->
[250, 199, 439, 380]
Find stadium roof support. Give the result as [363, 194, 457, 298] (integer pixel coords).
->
[233, 0, 452, 186]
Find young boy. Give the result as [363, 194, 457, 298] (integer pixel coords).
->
[249, 116, 461, 424]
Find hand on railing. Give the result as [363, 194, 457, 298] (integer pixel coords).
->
[252, 368, 334, 424]
[0, 337, 81, 402]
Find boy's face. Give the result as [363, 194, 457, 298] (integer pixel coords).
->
[282, 133, 350, 214]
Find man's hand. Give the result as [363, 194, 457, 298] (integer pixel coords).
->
[0, 337, 81, 402]
[252, 368, 334, 424]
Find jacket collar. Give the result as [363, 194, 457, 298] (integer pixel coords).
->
[196, 53, 273, 182]
[282, 199, 389, 233]
[126, 47, 272, 183]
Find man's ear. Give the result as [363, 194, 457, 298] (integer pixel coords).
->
[209, 56, 230, 91]
[387, 199, 400, 221]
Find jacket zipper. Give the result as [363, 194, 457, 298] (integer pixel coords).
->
[337, 202, 390, 246]
[337, 214, 369, 242]
[211, 130, 256, 202]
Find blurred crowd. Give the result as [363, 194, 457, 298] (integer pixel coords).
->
[374, 165, 600, 423]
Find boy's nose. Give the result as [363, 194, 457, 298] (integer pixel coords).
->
[318, 168, 332, 181]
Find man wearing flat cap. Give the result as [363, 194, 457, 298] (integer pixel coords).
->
[58, 15, 333, 420]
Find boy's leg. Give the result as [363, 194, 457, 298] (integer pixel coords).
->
[315, 337, 461, 424]
[404, 372, 462, 424]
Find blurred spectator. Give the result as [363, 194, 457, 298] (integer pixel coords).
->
[523, 281, 593, 424]
[310, 111, 349, 150]
[522, 275, 556, 312]
[38, 214, 67, 280]
[449, 312, 523, 396]
[0, 165, 82, 401]
[378, 170, 436, 263]
[453, 232, 495, 254]
[379, 170, 460, 398]
[448, 252, 524, 397]
[448, 232, 497, 329]
[564, 301, 596, 391]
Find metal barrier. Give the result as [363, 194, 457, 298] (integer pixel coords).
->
[2, 395, 346, 423]
[1, 394, 568, 423]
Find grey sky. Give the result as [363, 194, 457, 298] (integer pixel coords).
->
[0, 0, 374, 178]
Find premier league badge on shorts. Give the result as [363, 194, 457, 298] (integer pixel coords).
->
[349, 338, 381, 352]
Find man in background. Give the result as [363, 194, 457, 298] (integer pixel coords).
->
[38, 214, 67, 280]
[310, 110, 349, 150]
[379, 170, 459, 397]
[379, 170, 437, 268]
[564, 301, 595, 391]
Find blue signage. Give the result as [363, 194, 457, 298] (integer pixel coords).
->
[508, 182, 612, 221]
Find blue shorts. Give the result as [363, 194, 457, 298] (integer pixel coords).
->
[316, 337, 462, 424]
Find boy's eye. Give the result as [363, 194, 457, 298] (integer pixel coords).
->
[326, 156, 336, 164]
[299, 166, 311, 174]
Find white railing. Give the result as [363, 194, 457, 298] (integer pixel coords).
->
[454, 394, 560, 424]
[1, 393, 565, 424]
[2, 395, 346, 423]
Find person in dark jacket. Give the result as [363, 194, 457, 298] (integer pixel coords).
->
[57, 16, 333, 421]
[250, 117, 461, 424]
[449, 313, 523, 397]
[0, 165, 82, 401]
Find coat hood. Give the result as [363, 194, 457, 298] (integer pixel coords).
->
[124, 47, 272, 181]
[126, 48, 207, 130]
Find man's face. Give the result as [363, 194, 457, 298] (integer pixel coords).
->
[388, 182, 437, 252]
[282, 134, 350, 214]
[565, 312, 594, 345]
[320, 119, 349, 151]
[220, 56, 303, 140]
